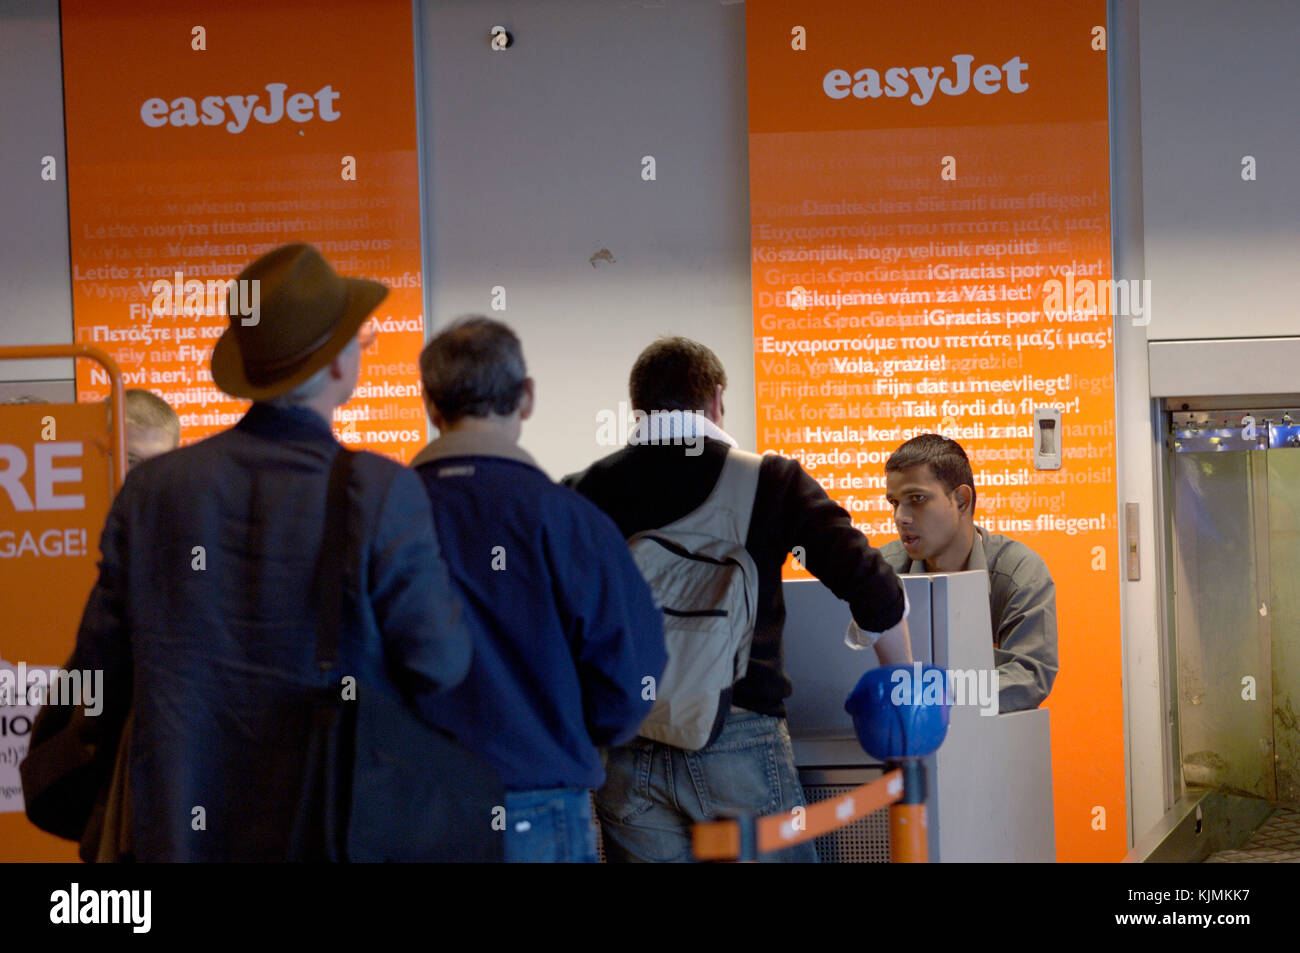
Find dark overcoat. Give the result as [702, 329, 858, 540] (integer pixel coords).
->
[52, 403, 471, 861]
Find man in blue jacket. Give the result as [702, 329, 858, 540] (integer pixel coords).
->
[411, 316, 666, 863]
[51, 244, 472, 861]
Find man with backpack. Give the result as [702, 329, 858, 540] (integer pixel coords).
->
[566, 337, 912, 862]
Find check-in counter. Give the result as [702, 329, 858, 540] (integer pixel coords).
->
[783, 571, 1055, 862]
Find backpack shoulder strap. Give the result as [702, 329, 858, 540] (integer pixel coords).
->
[710, 449, 763, 539]
[664, 448, 763, 543]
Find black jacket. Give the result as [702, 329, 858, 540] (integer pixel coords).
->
[565, 439, 904, 717]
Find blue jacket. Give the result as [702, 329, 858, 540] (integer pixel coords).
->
[411, 430, 665, 791]
[67, 404, 471, 861]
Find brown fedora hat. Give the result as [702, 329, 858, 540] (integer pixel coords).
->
[210, 243, 388, 400]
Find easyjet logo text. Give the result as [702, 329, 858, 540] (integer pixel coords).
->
[140, 82, 341, 134]
[823, 54, 1028, 105]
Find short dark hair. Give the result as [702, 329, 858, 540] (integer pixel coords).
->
[885, 434, 977, 510]
[419, 316, 527, 423]
[629, 337, 727, 413]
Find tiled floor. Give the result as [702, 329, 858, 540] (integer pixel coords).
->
[1205, 807, 1300, 862]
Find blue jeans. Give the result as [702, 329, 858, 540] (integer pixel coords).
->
[595, 711, 819, 863]
[503, 787, 599, 863]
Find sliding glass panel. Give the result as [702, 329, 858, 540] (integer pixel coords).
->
[1171, 449, 1275, 799]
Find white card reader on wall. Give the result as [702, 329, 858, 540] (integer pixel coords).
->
[1033, 407, 1062, 470]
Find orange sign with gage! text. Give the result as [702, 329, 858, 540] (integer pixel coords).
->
[0, 402, 115, 859]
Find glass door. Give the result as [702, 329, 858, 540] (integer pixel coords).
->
[1168, 410, 1300, 804]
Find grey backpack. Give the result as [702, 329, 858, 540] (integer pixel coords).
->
[628, 449, 762, 750]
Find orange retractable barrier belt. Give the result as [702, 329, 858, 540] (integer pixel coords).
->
[692, 768, 905, 862]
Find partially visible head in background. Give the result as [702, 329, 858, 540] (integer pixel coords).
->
[419, 316, 533, 433]
[117, 389, 181, 469]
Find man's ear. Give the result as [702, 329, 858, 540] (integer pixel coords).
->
[329, 337, 361, 379]
[423, 390, 445, 430]
[707, 384, 724, 425]
[518, 378, 536, 421]
[955, 485, 974, 513]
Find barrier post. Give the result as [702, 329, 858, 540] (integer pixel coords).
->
[846, 662, 951, 863]
[888, 758, 928, 863]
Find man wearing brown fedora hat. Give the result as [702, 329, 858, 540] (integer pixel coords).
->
[51, 243, 472, 861]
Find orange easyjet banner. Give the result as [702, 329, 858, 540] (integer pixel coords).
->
[61, 0, 427, 460]
[747, 1, 1123, 861]
[0, 401, 115, 860]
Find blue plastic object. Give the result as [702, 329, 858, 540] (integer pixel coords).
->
[844, 663, 951, 760]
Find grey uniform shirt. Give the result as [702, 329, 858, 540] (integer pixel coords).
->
[879, 525, 1058, 713]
